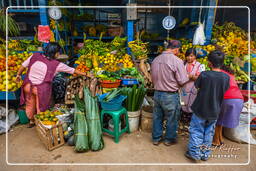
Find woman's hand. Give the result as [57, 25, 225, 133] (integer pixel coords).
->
[16, 75, 21, 83]
[188, 74, 198, 81]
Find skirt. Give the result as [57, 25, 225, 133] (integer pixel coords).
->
[216, 99, 244, 128]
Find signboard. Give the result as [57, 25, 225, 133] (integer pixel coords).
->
[162, 16, 176, 30]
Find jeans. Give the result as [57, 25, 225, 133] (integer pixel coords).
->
[152, 91, 181, 143]
[187, 114, 217, 160]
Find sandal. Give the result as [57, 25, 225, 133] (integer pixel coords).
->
[27, 121, 35, 128]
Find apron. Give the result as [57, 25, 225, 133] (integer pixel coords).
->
[181, 61, 202, 113]
[20, 53, 60, 112]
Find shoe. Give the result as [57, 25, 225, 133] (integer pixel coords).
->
[185, 151, 200, 162]
[164, 140, 177, 146]
[201, 157, 208, 161]
[153, 141, 160, 146]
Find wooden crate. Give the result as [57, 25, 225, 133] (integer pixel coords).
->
[34, 117, 65, 151]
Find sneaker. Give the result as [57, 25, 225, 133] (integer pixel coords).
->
[201, 154, 209, 161]
[185, 151, 200, 162]
[201, 157, 208, 161]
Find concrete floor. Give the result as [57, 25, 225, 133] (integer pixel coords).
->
[1, 125, 256, 171]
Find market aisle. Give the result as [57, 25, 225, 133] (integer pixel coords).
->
[0, 125, 255, 167]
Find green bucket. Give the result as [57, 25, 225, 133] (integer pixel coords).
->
[17, 110, 29, 124]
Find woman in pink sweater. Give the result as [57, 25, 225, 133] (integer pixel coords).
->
[16, 42, 88, 127]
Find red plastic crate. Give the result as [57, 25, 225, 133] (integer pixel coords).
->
[240, 90, 256, 103]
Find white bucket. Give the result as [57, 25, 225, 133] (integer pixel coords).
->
[128, 111, 140, 132]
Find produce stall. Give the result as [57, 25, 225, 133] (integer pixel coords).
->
[0, 0, 255, 154]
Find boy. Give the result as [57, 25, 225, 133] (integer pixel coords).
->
[185, 50, 230, 161]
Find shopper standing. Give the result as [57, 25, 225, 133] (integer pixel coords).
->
[212, 65, 244, 146]
[185, 50, 230, 161]
[151, 40, 189, 146]
[16, 42, 88, 128]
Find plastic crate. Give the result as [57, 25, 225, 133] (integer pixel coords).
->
[98, 93, 126, 111]
[121, 78, 139, 85]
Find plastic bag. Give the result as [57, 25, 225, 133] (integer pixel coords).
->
[193, 22, 206, 45]
[223, 112, 256, 145]
[74, 96, 89, 152]
[84, 88, 104, 151]
[0, 109, 19, 134]
[38, 25, 51, 43]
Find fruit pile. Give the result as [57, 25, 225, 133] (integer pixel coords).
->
[76, 36, 135, 75]
[8, 39, 41, 52]
[118, 54, 134, 69]
[0, 71, 22, 91]
[128, 40, 149, 60]
[8, 51, 32, 71]
[35, 110, 62, 126]
[0, 51, 31, 91]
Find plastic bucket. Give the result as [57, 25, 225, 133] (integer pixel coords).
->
[128, 111, 140, 132]
[141, 106, 153, 132]
[17, 109, 29, 124]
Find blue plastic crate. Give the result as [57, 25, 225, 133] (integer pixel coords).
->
[121, 78, 139, 85]
[98, 93, 126, 111]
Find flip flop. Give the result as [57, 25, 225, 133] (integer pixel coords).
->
[27, 122, 35, 128]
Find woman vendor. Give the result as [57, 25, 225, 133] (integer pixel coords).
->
[16, 42, 89, 128]
[180, 48, 205, 133]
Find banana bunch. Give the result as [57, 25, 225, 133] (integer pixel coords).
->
[50, 19, 56, 30]
[128, 40, 149, 60]
[213, 22, 249, 59]
[111, 36, 127, 47]
[216, 32, 248, 58]
[8, 40, 21, 50]
[230, 63, 249, 82]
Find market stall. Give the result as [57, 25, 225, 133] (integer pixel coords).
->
[0, 0, 255, 152]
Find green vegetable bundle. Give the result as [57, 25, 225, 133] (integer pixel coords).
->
[121, 85, 147, 112]
[103, 89, 122, 102]
[74, 96, 89, 152]
[84, 88, 104, 151]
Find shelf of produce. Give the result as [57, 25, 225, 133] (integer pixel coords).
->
[0, 89, 21, 100]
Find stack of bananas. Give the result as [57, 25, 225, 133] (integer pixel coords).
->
[230, 63, 249, 82]
[128, 40, 149, 60]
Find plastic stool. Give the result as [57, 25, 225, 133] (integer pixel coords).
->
[100, 107, 130, 143]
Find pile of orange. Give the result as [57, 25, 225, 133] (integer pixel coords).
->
[73, 62, 91, 76]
